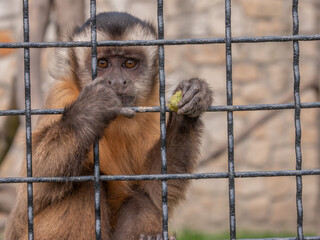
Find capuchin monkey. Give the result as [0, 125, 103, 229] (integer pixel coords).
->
[5, 12, 213, 240]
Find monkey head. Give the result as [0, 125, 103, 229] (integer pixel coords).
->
[57, 12, 158, 106]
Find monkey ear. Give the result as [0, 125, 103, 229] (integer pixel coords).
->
[48, 47, 71, 81]
[72, 26, 82, 35]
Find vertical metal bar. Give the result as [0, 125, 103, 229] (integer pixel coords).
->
[225, 0, 236, 239]
[90, 1, 102, 239]
[22, 0, 34, 239]
[292, 0, 304, 239]
[157, 0, 168, 239]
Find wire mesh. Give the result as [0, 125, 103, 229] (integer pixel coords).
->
[0, 0, 319, 240]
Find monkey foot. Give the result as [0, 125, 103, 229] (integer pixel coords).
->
[139, 234, 176, 240]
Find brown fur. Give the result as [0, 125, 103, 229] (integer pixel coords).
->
[4, 12, 212, 240]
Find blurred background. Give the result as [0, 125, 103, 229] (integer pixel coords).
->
[0, 0, 319, 239]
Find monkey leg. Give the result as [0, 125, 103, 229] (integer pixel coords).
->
[16, 182, 110, 240]
[112, 192, 166, 240]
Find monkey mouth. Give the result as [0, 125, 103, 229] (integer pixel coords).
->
[118, 94, 135, 106]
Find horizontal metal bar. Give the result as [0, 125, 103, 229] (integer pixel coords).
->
[0, 176, 94, 183]
[0, 107, 159, 116]
[1, 102, 319, 116]
[235, 237, 320, 240]
[1, 169, 319, 183]
[209, 102, 320, 111]
[0, 34, 319, 49]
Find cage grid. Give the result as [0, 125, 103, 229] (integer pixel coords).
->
[0, 0, 320, 240]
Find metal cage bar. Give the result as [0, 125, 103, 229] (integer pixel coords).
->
[2, 169, 320, 184]
[1, 102, 320, 117]
[22, 0, 34, 239]
[157, 0, 169, 239]
[0, 0, 319, 240]
[292, 0, 304, 239]
[225, 0, 236, 239]
[0, 34, 320, 49]
[89, 0, 102, 239]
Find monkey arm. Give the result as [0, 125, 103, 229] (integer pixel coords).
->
[30, 78, 135, 212]
[30, 107, 109, 211]
[29, 119, 92, 211]
[140, 113, 203, 211]
[141, 78, 212, 210]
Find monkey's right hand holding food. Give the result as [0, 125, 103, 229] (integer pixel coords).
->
[170, 78, 213, 118]
[62, 77, 135, 137]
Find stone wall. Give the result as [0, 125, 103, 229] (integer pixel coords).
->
[0, 0, 319, 236]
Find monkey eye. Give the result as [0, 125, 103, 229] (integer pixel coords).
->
[97, 58, 109, 68]
[123, 59, 138, 69]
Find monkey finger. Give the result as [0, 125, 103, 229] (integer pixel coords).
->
[176, 79, 191, 94]
[92, 76, 104, 83]
[177, 96, 200, 116]
[177, 85, 200, 108]
[139, 234, 163, 240]
[118, 108, 135, 119]
[152, 234, 164, 240]
[139, 234, 145, 240]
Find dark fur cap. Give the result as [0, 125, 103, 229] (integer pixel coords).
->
[74, 12, 156, 38]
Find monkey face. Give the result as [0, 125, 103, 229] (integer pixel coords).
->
[92, 46, 154, 107]
[69, 12, 159, 107]
[72, 44, 158, 107]
[97, 55, 137, 107]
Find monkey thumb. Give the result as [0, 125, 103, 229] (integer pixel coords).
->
[118, 108, 136, 119]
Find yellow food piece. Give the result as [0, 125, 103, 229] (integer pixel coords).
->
[168, 90, 182, 111]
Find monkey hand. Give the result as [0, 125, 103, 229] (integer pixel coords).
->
[63, 77, 135, 136]
[173, 78, 213, 118]
[139, 234, 176, 240]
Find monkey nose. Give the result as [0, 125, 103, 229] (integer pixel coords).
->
[107, 79, 127, 86]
